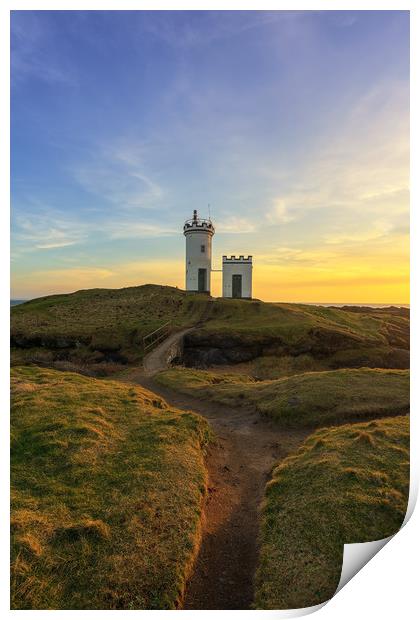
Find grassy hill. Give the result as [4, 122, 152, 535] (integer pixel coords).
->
[255, 415, 409, 609]
[11, 285, 210, 371]
[204, 299, 409, 347]
[183, 300, 409, 369]
[11, 366, 211, 609]
[11, 285, 409, 374]
[156, 367, 410, 428]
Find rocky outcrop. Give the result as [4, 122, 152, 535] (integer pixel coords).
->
[10, 333, 88, 349]
[180, 327, 409, 369]
[182, 331, 267, 367]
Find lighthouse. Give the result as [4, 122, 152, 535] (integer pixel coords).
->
[183, 209, 215, 294]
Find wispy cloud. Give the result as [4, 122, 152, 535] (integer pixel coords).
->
[140, 11, 289, 50]
[217, 216, 256, 234]
[11, 259, 185, 298]
[105, 220, 177, 239]
[71, 141, 164, 210]
[258, 246, 338, 266]
[12, 211, 86, 251]
[11, 200, 178, 254]
[324, 221, 394, 245]
[36, 240, 79, 250]
[258, 79, 409, 252]
[265, 199, 295, 224]
[33, 266, 115, 280]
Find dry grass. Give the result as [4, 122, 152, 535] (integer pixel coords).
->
[11, 366, 212, 609]
[250, 354, 325, 379]
[156, 367, 410, 428]
[255, 415, 410, 609]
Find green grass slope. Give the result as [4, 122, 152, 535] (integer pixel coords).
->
[11, 366, 211, 609]
[156, 367, 410, 428]
[183, 300, 409, 368]
[206, 300, 408, 345]
[255, 416, 409, 609]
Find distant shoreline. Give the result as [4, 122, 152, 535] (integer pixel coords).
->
[296, 302, 410, 308]
[10, 299, 410, 309]
[10, 300, 27, 306]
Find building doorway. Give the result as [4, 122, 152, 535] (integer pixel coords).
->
[232, 274, 242, 298]
[198, 268, 207, 292]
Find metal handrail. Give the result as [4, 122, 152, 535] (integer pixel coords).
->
[143, 321, 171, 352]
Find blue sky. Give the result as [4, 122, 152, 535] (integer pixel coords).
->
[11, 10, 410, 302]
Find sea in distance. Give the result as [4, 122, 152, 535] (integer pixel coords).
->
[10, 299, 409, 308]
[302, 303, 410, 308]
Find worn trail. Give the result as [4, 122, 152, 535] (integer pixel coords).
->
[122, 333, 307, 610]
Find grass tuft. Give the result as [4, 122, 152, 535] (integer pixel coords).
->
[54, 520, 111, 543]
[354, 430, 376, 446]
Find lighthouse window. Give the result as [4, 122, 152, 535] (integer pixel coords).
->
[201, 244, 205, 253]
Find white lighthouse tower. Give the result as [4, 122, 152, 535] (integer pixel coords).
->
[183, 209, 215, 294]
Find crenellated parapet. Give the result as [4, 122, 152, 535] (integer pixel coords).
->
[183, 220, 215, 234]
[183, 209, 215, 236]
[222, 255, 252, 263]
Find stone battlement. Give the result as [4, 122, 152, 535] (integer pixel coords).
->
[222, 255, 253, 262]
[183, 219, 215, 234]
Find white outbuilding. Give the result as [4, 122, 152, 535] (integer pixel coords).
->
[222, 255, 253, 299]
[183, 210, 215, 293]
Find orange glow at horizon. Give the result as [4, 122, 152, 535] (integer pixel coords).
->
[11, 251, 409, 305]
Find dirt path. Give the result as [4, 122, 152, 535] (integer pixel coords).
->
[120, 325, 308, 609]
[123, 363, 308, 610]
[143, 328, 194, 375]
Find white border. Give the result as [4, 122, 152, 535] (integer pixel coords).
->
[2, 2, 417, 618]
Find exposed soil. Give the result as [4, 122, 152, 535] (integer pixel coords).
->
[123, 334, 309, 609]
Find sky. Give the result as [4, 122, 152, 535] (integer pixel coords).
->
[11, 10, 410, 303]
